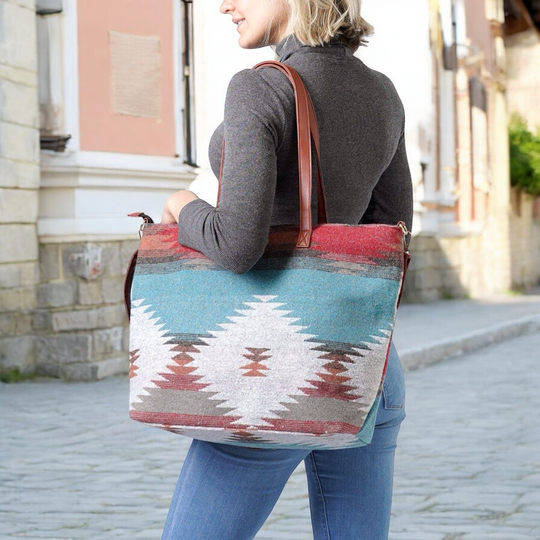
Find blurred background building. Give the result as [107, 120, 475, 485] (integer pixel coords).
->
[1, 0, 539, 379]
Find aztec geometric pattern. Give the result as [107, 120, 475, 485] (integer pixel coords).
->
[128, 223, 407, 449]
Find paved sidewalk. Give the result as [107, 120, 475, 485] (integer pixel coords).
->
[1, 293, 539, 539]
[393, 292, 540, 369]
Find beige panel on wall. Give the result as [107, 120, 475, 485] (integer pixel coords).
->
[110, 31, 161, 120]
[77, 0, 175, 156]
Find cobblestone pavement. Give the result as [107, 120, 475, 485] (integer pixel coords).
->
[1, 332, 539, 540]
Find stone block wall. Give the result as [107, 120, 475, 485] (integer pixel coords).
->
[402, 209, 539, 303]
[509, 189, 540, 290]
[0, 0, 40, 375]
[33, 239, 138, 380]
[401, 234, 469, 303]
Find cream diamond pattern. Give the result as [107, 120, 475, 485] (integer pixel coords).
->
[129, 299, 175, 404]
[191, 295, 328, 428]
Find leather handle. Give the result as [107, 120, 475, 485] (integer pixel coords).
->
[217, 61, 328, 248]
[255, 61, 328, 243]
[123, 249, 138, 319]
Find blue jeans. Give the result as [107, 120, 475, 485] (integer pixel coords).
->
[162, 343, 406, 540]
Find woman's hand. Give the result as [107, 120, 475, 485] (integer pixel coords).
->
[161, 190, 199, 224]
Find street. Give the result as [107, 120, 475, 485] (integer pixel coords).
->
[1, 332, 539, 540]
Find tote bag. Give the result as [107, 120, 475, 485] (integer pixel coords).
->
[124, 61, 410, 450]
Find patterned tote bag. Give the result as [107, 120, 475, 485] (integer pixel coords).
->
[124, 61, 410, 450]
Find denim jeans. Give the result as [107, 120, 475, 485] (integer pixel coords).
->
[162, 343, 406, 540]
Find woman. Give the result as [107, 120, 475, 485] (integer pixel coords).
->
[160, 1, 413, 538]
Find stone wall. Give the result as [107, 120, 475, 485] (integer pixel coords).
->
[509, 189, 540, 290]
[403, 231, 501, 303]
[402, 206, 539, 303]
[402, 234, 468, 303]
[34, 238, 138, 379]
[0, 0, 40, 375]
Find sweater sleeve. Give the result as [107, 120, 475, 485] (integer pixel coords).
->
[360, 130, 414, 232]
[176, 69, 287, 274]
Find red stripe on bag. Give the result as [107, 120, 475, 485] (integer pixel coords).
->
[130, 410, 244, 428]
[259, 418, 361, 436]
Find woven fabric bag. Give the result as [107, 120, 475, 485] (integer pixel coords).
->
[124, 61, 410, 450]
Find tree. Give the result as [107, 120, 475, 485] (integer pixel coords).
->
[509, 114, 540, 198]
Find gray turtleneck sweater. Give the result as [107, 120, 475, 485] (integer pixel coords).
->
[177, 35, 413, 274]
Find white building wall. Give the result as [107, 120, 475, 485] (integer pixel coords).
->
[360, 0, 436, 233]
[190, 2, 274, 204]
[191, 0, 437, 232]
[505, 28, 540, 129]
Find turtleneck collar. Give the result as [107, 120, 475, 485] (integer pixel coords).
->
[274, 34, 353, 62]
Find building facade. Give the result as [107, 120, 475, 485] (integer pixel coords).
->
[1, 0, 539, 379]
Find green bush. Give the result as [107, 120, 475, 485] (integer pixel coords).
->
[509, 114, 540, 198]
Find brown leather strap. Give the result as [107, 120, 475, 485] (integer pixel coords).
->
[254, 61, 328, 240]
[304, 87, 328, 225]
[396, 252, 411, 309]
[123, 249, 138, 319]
[217, 61, 328, 247]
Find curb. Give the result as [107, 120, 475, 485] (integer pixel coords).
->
[400, 314, 540, 371]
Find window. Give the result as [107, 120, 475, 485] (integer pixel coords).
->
[440, 0, 458, 70]
[469, 77, 489, 193]
[36, 2, 71, 151]
[181, 0, 196, 166]
[36, 0, 62, 16]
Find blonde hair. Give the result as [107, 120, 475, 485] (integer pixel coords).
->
[281, 0, 374, 51]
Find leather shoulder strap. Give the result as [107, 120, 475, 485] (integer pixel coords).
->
[123, 249, 138, 319]
[254, 61, 328, 237]
[217, 61, 327, 247]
